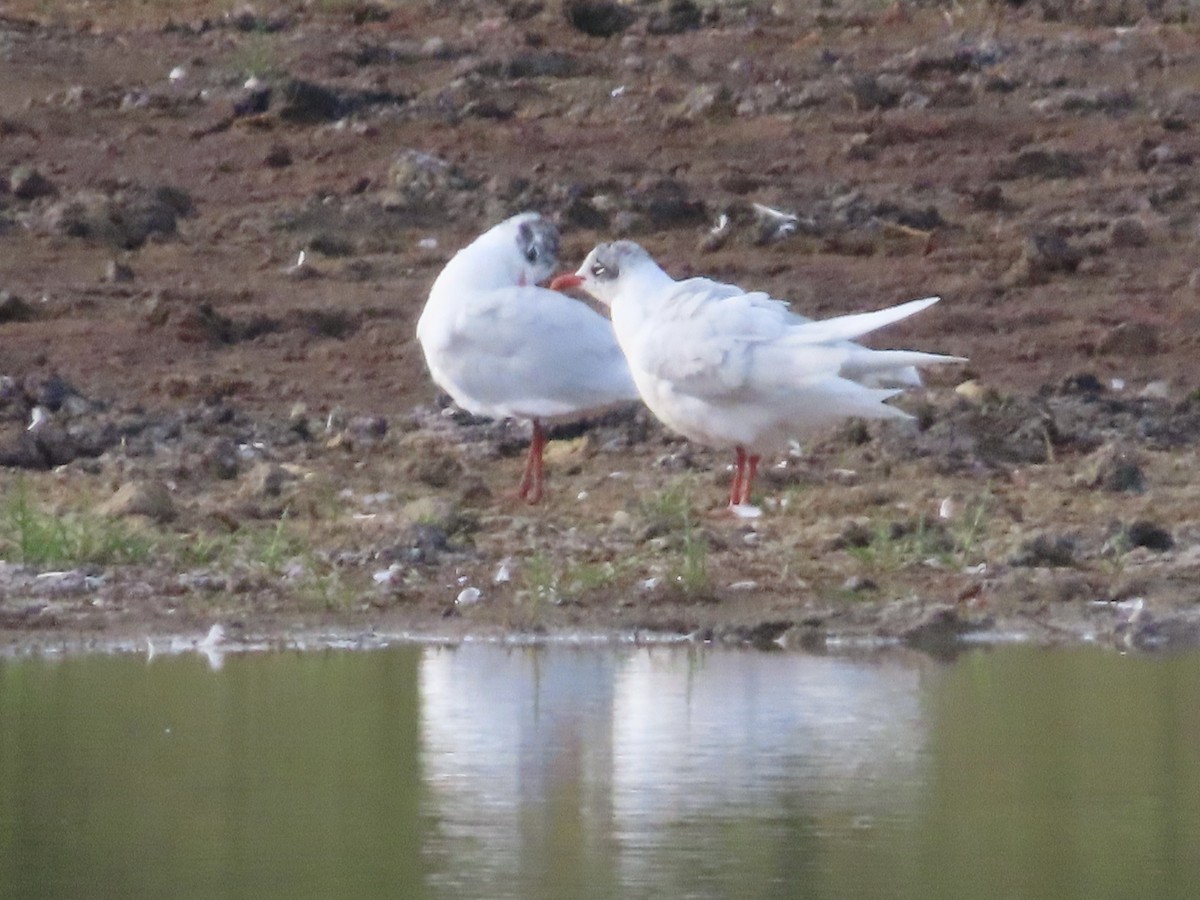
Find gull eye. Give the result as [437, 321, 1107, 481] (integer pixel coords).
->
[524, 245, 539, 264]
[590, 263, 607, 278]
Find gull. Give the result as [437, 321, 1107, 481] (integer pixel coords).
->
[416, 213, 639, 503]
[552, 241, 964, 514]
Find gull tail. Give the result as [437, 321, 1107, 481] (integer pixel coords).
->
[842, 348, 967, 377]
[787, 296, 942, 346]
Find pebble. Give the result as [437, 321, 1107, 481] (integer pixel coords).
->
[563, 0, 635, 37]
[10, 165, 57, 200]
[97, 480, 177, 523]
[1108, 216, 1150, 248]
[455, 587, 482, 605]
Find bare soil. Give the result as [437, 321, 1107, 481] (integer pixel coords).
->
[2, 0, 1200, 654]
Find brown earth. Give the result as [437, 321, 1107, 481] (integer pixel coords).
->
[2, 0, 1200, 655]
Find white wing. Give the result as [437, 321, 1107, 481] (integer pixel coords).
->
[423, 285, 639, 419]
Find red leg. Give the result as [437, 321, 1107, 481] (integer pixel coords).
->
[728, 446, 746, 508]
[740, 454, 760, 507]
[517, 420, 547, 504]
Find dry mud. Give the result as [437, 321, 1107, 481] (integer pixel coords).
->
[2, 0, 1200, 654]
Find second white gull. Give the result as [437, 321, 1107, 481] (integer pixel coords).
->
[551, 241, 965, 514]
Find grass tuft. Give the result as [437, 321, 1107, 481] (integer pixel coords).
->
[0, 481, 157, 567]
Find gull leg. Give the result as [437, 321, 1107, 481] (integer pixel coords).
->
[740, 454, 761, 507]
[517, 420, 547, 504]
[728, 446, 746, 508]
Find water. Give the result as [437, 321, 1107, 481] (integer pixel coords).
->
[1, 643, 1198, 899]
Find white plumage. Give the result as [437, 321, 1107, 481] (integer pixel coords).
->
[552, 241, 964, 513]
[417, 213, 639, 503]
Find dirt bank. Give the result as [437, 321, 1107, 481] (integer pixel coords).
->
[2, 0, 1199, 653]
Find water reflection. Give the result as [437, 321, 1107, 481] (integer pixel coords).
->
[1, 643, 1198, 899]
[420, 647, 930, 898]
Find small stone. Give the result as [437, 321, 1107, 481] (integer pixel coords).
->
[1096, 321, 1160, 357]
[1139, 380, 1170, 400]
[277, 79, 342, 123]
[1081, 443, 1145, 493]
[954, 379, 991, 404]
[1001, 231, 1082, 286]
[678, 83, 736, 120]
[264, 144, 292, 168]
[233, 84, 272, 116]
[202, 438, 241, 480]
[1010, 533, 1075, 568]
[647, 0, 702, 35]
[563, 0, 635, 37]
[0, 291, 36, 323]
[104, 259, 135, 282]
[241, 462, 289, 498]
[1124, 521, 1173, 552]
[841, 575, 877, 593]
[1108, 216, 1150, 248]
[611, 509, 633, 530]
[98, 481, 177, 523]
[421, 36, 450, 59]
[850, 74, 902, 111]
[993, 147, 1086, 180]
[10, 165, 57, 200]
[455, 586, 482, 605]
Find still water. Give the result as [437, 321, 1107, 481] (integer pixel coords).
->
[1, 642, 1198, 899]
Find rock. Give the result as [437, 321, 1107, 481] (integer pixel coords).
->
[10, 165, 57, 200]
[1123, 521, 1173, 552]
[631, 177, 707, 230]
[402, 447, 463, 488]
[841, 574, 877, 593]
[1096, 321, 1160, 356]
[1032, 88, 1135, 116]
[104, 259, 135, 282]
[232, 84, 272, 117]
[1081, 443, 1145, 492]
[396, 522, 452, 565]
[1108, 216, 1150, 248]
[678, 83, 736, 120]
[0, 425, 45, 469]
[563, 0, 635, 37]
[500, 51, 581, 79]
[1001, 230, 1083, 286]
[97, 480, 177, 523]
[1011, 533, 1076, 568]
[850, 74, 902, 110]
[902, 605, 984, 654]
[647, 0, 703, 35]
[202, 438, 240, 480]
[1139, 380, 1170, 400]
[0, 291, 36, 323]
[264, 144, 292, 168]
[277, 79, 342, 123]
[44, 184, 192, 249]
[954, 379, 994, 404]
[241, 461, 289, 498]
[992, 147, 1086, 180]
[347, 415, 387, 440]
[30, 422, 78, 467]
[562, 194, 608, 229]
[385, 150, 473, 210]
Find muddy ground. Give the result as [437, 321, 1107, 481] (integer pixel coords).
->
[2, 0, 1200, 655]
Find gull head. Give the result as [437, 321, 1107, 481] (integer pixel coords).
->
[496, 211, 560, 287]
[552, 240, 654, 307]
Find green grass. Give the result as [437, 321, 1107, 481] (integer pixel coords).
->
[848, 495, 993, 572]
[519, 552, 620, 606]
[638, 479, 711, 597]
[0, 481, 157, 567]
